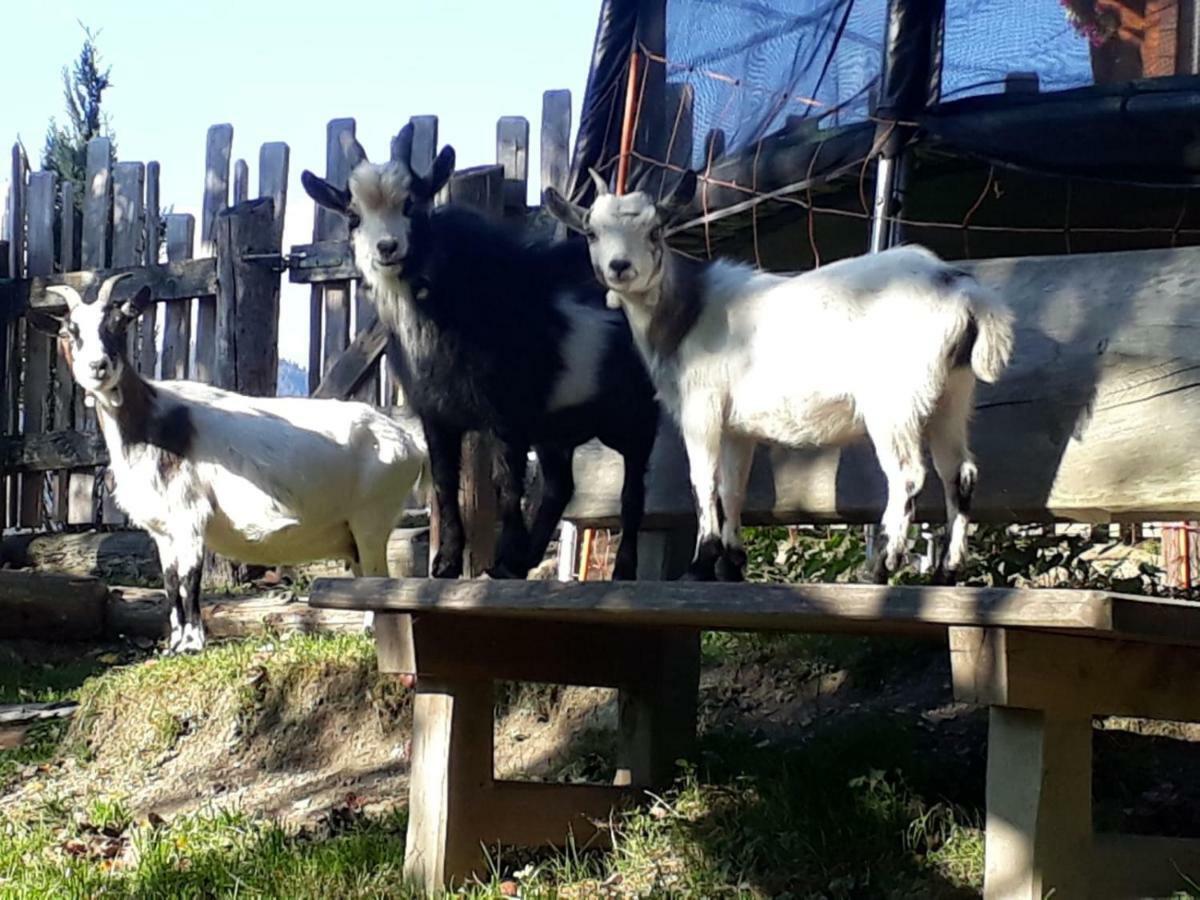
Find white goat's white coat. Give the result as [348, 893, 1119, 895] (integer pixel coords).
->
[577, 184, 1014, 580]
[51, 277, 426, 651]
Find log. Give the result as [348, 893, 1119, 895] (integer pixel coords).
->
[0, 570, 107, 640]
[1, 529, 160, 582]
[564, 245, 1200, 527]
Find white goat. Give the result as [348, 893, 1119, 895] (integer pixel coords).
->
[545, 171, 1014, 583]
[44, 274, 427, 652]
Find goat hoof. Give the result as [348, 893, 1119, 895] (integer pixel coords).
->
[431, 554, 463, 579]
[930, 564, 960, 586]
[484, 563, 527, 580]
[679, 566, 715, 582]
[611, 565, 636, 581]
[714, 553, 746, 582]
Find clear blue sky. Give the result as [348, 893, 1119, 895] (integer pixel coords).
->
[2, 0, 601, 364]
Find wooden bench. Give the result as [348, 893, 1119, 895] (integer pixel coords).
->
[311, 244, 1200, 898]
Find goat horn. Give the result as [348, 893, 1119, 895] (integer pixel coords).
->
[588, 168, 610, 197]
[44, 284, 84, 311]
[96, 272, 133, 309]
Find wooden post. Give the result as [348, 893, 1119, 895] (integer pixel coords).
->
[257, 142, 290, 253]
[5, 145, 27, 528]
[233, 159, 249, 205]
[20, 171, 56, 529]
[52, 180, 79, 524]
[103, 161, 145, 525]
[68, 137, 112, 526]
[615, 527, 700, 788]
[496, 116, 529, 213]
[160, 215, 195, 380]
[141, 161, 161, 377]
[403, 676, 494, 891]
[308, 118, 356, 394]
[984, 707, 1093, 899]
[214, 197, 278, 395]
[540, 90, 572, 198]
[443, 165, 505, 576]
[405, 115, 439, 175]
[196, 123, 233, 384]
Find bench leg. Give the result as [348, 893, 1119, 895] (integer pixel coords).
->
[984, 706, 1093, 900]
[403, 675, 493, 892]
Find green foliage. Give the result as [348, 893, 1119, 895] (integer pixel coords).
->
[743, 526, 867, 584]
[42, 23, 114, 189]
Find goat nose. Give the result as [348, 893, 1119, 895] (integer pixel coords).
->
[609, 259, 632, 276]
[90, 360, 108, 378]
[377, 238, 399, 256]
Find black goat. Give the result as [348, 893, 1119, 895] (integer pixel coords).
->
[302, 126, 659, 579]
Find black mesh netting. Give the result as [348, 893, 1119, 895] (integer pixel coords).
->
[661, 0, 887, 166]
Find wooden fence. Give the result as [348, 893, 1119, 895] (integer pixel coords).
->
[0, 89, 574, 537]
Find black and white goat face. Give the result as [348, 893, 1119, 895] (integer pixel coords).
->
[301, 124, 455, 293]
[46, 274, 151, 401]
[544, 169, 697, 303]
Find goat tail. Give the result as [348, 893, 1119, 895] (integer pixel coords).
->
[962, 282, 1015, 384]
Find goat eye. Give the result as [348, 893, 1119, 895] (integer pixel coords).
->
[347, 212, 361, 230]
[650, 227, 663, 242]
[402, 197, 414, 216]
[584, 229, 597, 242]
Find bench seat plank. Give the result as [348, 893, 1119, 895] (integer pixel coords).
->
[308, 577, 1149, 637]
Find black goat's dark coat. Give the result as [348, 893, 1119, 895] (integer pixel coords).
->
[381, 205, 659, 579]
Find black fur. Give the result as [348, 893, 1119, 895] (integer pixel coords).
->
[376, 203, 660, 580]
[647, 253, 705, 361]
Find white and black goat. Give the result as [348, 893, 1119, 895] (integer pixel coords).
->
[301, 127, 660, 580]
[545, 171, 1015, 583]
[43, 274, 427, 652]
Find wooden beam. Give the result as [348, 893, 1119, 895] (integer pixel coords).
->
[286, 240, 357, 283]
[949, 625, 1200, 720]
[308, 577, 1139, 637]
[311, 316, 388, 400]
[9, 257, 217, 314]
[564, 245, 1200, 527]
[0, 428, 108, 471]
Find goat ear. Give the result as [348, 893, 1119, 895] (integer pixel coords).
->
[425, 145, 455, 198]
[301, 170, 351, 214]
[120, 285, 154, 321]
[656, 169, 697, 225]
[340, 132, 368, 170]
[392, 122, 414, 166]
[543, 187, 588, 234]
[587, 168, 610, 197]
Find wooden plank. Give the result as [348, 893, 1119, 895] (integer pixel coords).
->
[16, 257, 216, 313]
[54, 180, 79, 524]
[496, 116, 530, 212]
[286, 239, 356, 283]
[196, 123, 233, 383]
[540, 90, 572, 197]
[564, 245, 1200, 528]
[20, 171, 56, 528]
[105, 161, 145, 524]
[161, 215, 195, 380]
[0, 570, 108, 640]
[311, 316, 387, 399]
[0, 430, 107, 472]
[140, 161, 161, 376]
[257, 142, 290, 250]
[376, 611, 664, 686]
[982, 707, 1092, 899]
[4, 145, 26, 528]
[308, 577, 1132, 638]
[233, 158, 249, 204]
[69, 138, 113, 526]
[949, 625, 1200, 720]
[315, 119, 356, 384]
[352, 286, 379, 404]
[214, 198, 279, 394]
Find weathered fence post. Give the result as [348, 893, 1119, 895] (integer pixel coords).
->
[496, 116, 529, 214]
[67, 137, 112, 525]
[5, 144, 27, 527]
[310, 118, 357, 395]
[20, 171, 56, 528]
[160, 214, 195, 380]
[196, 123, 233, 384]
[214, 197, 280, 395]
[52, 180, 79, 524]
[140, 161, 161, 377]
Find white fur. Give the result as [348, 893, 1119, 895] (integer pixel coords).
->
[57, 284, 426, 651]
[547, 298, 611, 411]
[586, 191, 1015, 577]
